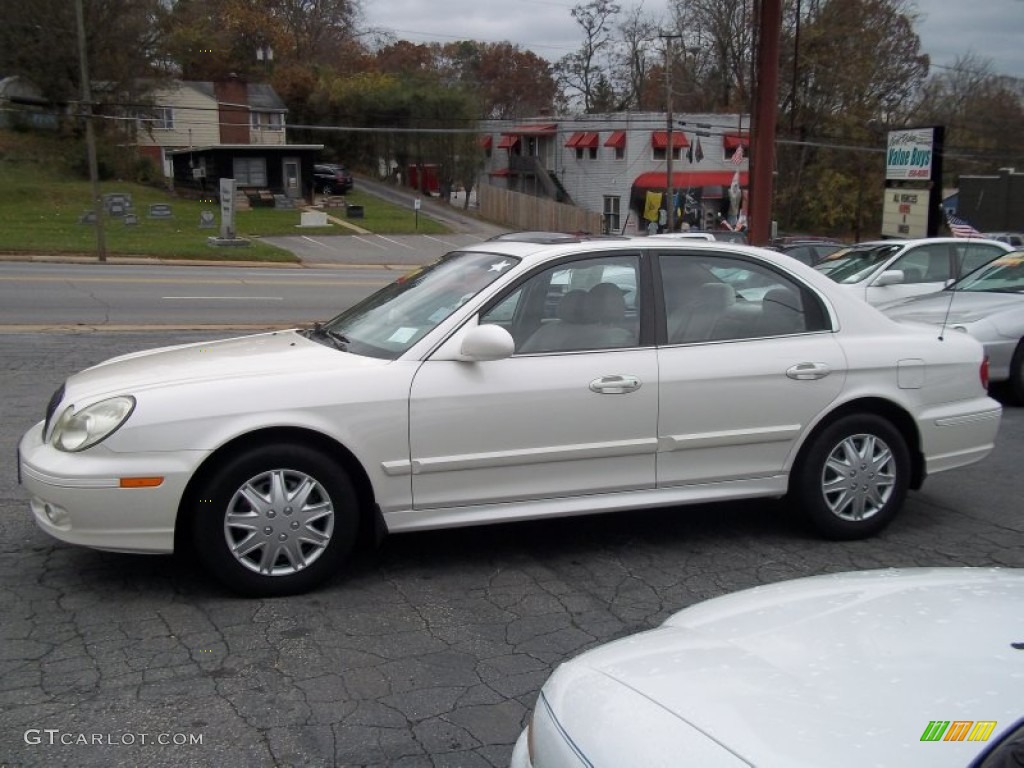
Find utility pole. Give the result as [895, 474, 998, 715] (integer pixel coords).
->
[75, 0, 106, 262]
[749, 0, 782, 246]
[661, 33, 682, 233]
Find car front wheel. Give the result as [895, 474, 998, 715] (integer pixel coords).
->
[191, 444, 359, 596]
[794, 414, 909, 540]
[320, 183, 333, 195]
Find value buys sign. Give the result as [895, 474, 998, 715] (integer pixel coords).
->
[886, 128, 937, 181]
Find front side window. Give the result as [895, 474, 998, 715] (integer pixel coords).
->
[817, 244, 902, 283]
[319, 251, 519, 359]
[482, 254, 641, 354]
[660, 252, 829, 343]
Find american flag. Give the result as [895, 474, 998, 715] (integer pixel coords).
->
[730, 143, 744, 165]
[945, 211, 982, 238]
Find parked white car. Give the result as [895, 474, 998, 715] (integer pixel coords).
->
[815, 237, 1012, 305]
[511, 567, 1024, 768]
[19, 238, 1002, 595]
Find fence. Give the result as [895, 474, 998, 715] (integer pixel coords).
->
[478, 184, 604, 234]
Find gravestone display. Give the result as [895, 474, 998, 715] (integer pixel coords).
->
[148, 203, 173, 219]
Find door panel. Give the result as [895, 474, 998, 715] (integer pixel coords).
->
[657, 335, 846, 486]
[408, 350, 658, 509]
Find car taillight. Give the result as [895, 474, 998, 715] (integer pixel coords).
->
[980, 356, 990, 390]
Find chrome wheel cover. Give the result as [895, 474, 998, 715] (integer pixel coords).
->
[223, 468, 335, 576]
[820, 433, 896, 522]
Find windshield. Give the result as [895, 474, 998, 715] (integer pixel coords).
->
[316, 251, 519, 359]
[952, 251, 1024, 293]
[815, 243, 902, 283]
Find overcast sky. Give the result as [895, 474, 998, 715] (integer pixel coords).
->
[361, 0, 1024, 79]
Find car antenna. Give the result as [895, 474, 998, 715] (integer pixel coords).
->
[937, 212, 977, 341]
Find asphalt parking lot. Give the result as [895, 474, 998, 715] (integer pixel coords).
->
[2, 330, 1021, 767]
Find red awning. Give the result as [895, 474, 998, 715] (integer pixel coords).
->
[479, 135, 493, 149]
[496, 135, 519, 149]
[488, 168, 512, 177]
[633, 171, 748, 189]
[504, 123, 558, 136]
[565, 131, 599, 148]
[651, 131, 689, 149]
[604, 130, 626, 149]
[723, 133, 750, 150]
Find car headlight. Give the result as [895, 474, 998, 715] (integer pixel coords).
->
[50, 396, 135, 452]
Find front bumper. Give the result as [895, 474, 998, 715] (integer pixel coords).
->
[18, 420, 207, 554]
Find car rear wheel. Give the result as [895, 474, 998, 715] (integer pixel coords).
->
[321, 183, 333, 195]
[191, 443, 359, 596]
[794, 414, 909, 540]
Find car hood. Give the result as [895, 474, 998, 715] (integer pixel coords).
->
[64, 330, 385, 402]
[557, 568, 1024, 767]
[880, 291, 1024, 324]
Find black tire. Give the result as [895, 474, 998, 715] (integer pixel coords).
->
[321, 183, 333, 195]
[191, 443, 359, 596]
[1009, 340, 1024, 405]
[793, 414, 909, 540]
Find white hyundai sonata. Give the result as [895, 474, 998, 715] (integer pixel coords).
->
[510, 567, 1024, 768]
[19, 238, 1002, 595]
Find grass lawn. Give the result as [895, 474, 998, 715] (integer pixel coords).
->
[0, 133, 449, 261]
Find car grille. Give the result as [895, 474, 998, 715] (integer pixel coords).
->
[43, 382, 65, 439]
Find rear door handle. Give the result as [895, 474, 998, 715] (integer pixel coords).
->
[786, 362, 832, 381]
[590, 375, 642, 394]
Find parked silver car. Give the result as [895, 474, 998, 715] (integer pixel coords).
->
[881, 250, 1024, 402]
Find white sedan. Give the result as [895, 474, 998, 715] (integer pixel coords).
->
[19, 238, 1002, 595]
[511, 567, 1024, 768]
[815, 237, 1011, 305]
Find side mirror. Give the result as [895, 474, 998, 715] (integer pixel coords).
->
[460, 324, 515, 361]
[874, 269, 904, 287]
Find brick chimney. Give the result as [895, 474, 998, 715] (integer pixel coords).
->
[214, 74, 250, 144]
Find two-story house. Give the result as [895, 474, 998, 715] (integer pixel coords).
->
[480, 112, 750, 235]
[135, 76, 323, 202]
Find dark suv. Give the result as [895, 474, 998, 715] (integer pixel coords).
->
[313, 163, 354, 195]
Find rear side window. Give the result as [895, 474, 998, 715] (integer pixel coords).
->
[658, 252, 830, 343]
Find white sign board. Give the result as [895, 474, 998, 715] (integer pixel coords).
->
[881, 188, 931, 239]
[219, 178, 236, 239]
[886, 128, 935, 181]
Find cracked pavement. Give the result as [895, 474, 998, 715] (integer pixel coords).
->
[1, 331, 1022, 767]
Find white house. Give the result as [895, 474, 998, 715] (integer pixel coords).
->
[479, 112, 750, 235]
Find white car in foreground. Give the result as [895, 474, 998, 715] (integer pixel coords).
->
[19, 238, 1001, 595]
[511, 568, 1024, 768]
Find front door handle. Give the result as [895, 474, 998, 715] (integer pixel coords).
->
[590, 375, 642, 394]
[786, 362, 832, 381]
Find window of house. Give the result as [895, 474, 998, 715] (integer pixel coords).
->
[232, 157, 268, 187]
[146, 107, 173, 130]
[603, 196, 621, 233]
[653, 147, 682, 161]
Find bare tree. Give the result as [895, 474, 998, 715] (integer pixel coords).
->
[555, 0, 622, 112]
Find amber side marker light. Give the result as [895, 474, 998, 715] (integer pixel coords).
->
[120, 477, 164, 489]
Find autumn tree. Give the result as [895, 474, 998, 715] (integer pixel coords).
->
[0, 0, 170, 105]
[773, 0, 929, 236]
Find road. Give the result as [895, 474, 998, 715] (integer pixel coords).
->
[0, 262, 398, 329]
[1, 327, 1021, 767]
